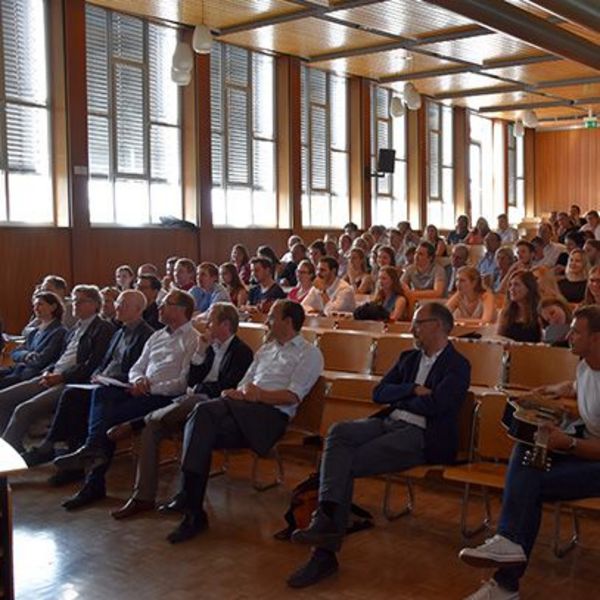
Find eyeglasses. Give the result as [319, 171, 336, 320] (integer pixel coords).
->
[159, 300, 184, 308]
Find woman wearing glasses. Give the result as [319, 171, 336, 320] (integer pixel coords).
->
[288, 260, 315, 304]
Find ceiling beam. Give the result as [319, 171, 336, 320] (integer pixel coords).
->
[423, 0, 600, 70]
[537, 75, 600, 89]
[478, 99, 572, 112]
[481, 54, 561, 70]
[526, 0, 600, 34]
[379, 65, 476, 83]
[435, 84, 526, 99]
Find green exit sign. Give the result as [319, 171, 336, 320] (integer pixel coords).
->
[584, 118, 598, 129]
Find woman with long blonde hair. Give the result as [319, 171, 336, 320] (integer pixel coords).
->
[446, 266, 496, 324]
[558, 248, 589, 303]
[372, 266, 407, 321]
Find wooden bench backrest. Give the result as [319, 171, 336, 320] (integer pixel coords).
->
[318, 331, 374, 373]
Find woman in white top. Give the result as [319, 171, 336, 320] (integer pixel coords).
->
[446, 266, 496, 324]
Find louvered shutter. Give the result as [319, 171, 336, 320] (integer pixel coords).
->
[211, 44, 223, 186]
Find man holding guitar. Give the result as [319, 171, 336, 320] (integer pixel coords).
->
[459, 305, 600, 600]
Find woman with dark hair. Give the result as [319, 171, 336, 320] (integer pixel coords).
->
[219, 262, 248, 307]
[424, 224, 447, 257]
[376, 246, 397, 269]
[344, 247, 374, 294]
[372, 266, 407, 321]
[446, 266, 496, 323]
[0, 292, 67, 390]
[288, 259, 315, 304]
[582, 265, 600, 306]
[539, 296, 572, 346]
[115, 265, 135, 291]
[231, 244, 251, 285]
[497, 270, 542, 343]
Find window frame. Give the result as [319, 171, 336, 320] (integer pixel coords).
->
[507, 122, 525, 224]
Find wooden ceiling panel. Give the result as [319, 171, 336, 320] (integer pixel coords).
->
[455, 90, 551, 110]
[331, 0, 472, 38]
[494, 106, 586, 120]
[89, 0, 299, 28]
[560, 22, 600, 47]
[220, 18, 397, 58]
[484, 59, 600, 84]
[418, 33, 537, 65]
[537, 83, 600, 101]
[401, 73, 507, 96]
[313, 51, 459, 79]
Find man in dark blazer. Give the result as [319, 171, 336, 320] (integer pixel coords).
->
[289, 302, 471, 588]
[22, 290, 154, 474]
[109, 302, 254, 519]
[0, 285, 115, 454]
[136, 274, 163, 330]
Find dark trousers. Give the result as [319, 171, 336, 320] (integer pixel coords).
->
[82, 386, 172, 490]
[495, 443, 600, 591]
[45, 387, 93, 451]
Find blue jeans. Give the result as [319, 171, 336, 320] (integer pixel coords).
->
[83, 385, 172, 490]
[495, 443, 600, 591]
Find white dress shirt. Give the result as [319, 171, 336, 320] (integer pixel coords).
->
[301, 277, 356, 316]
[534, 241, 565, 268]
[203, 335, 234, 383]
[497, 227, 519, 244]
[129, 321, 200, 396]
[237, 334, 324, 419]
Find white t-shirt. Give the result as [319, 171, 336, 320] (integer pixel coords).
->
[576, 360, 600, 439]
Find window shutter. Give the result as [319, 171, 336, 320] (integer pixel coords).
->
[148, 24, 178, 125]
[310, 105, 327, 191]
[226, 87, 249, 185]
[111, 13, 144, 62]
[429, 131, 440, 199]
[252, 53, 273, 139]
[86, 5, 109, 114]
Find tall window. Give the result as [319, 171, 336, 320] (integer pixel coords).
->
[507, 123, 525, 224]
[468, 112, 494, 224]
[301, 66, 349, 228]
[86, 5, 182, 226]
[426, 101, 454, 229]
[211, 42, 276, 227]
[370, 85, 407, 226]
[0, 0, 52, 223]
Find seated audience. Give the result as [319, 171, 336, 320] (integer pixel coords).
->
[109, 302, 254, 519]
[389, 229, 404, 265]
[582, 265, 600, 306]
[0, 285, 115, 454]
[564, 230, 586, 253]
[492, 247, 516, 293]
[219, 262, 248, 307]
[344, 248, 374, 294]
[302, 257, 356, 316]
[369, 243, 381, 279]
[369, 225, 387, 245]
[372, 266, 407, 321]
[531, 265, 564, 300]
[558, 248, 588, 303]
[401, 242, 447, 301]
[281, 235, 303, 264]
[288, 303, 470, 588]
[338, 233, 352, 260]
[172, 258, 197, 292]
[497, 271, 542, 343]
[0, 293, 67, 390]
[556, 211, 578, 244]
[100, 286, 120, 325]
[377, 246, 396, 271]
[230, 244, 251, 285]
[351, 236, 369, 253]
[53, 289, 201, 510]
[396, 221, 421, 257]
[534, 223, 565, 269]
[162, 256, 179, 292]
[308, 240, 327, 268]
[279, 243, 307, 287]
[115, 265, 135, 291]
[257, 245, 285, 282]
[446, 267, 496, 324]
[446, 244, 469, 294]
[496, 213, 518, 244]
[580, 209, 600, 239]
[496, 241, 534, 294]
[361, 232, 375, 251]
[459, 306, 600, 599]
[35, 275, 76, 329]
[539, 296, 572, 346]
[245, 257, 286, 314]
[164, 300, 323, 544]
[477, 232, 502, 283]
[288, 260, 315, 304]
[193, 262, 230, 316]
[135, 274, 163, 330]
[584, 239, 600, 268]
[21, 290, 154, 471]
[343, 221, 359, 240]
[447, 214, 470, 245]
[465, 217, 491, 245]
[136, 263, 159, 278]
[569, 204, 586, 228]
[424, 224, 447, 257]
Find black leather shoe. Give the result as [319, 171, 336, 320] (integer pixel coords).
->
[157, 492, 186, 514]
[167, 511, 208, 544]
[287, 551, 339, 588]
[22, 446, 55, 467]
[61, 486, 106, 511]
[48, 469, 85, 487]
[291, 508, 342, 546]
[54, 446, 108, 471]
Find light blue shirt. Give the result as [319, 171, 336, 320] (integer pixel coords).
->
[192, 283, 230, 313]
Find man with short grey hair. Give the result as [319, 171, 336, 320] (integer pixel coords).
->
[446, 243, 470, 294]
[0, 285, 115, 454]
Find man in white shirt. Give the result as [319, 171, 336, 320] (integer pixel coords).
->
[496, 213, 519, 245]
[302, 257, 356, 316]
[460, 305, 600, 600]
[580, 210, 600, 240]
[534, 222, 565, 268]
[165, 299, 323, 544]
[288, 303, 470, 588]
[54, 289, 200, 510]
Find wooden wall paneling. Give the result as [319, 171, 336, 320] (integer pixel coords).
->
[0, 228, 72, 332]
[453, 106, 468, 218]
[349, 77, 370, 228]
[406, 107, 426, 229]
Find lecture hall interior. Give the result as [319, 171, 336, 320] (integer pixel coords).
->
[0, 0, 599, 599]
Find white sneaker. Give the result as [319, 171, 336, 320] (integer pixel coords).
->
[464, 579, 519, 600]
[459, 534, 526, 568]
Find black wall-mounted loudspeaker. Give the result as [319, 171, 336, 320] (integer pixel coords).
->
[377, 148, 396, 173]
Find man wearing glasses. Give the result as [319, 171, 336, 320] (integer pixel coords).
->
[54, 289, 201, 510]
[0, 285, 115, 453]
[288, 302, 471, 588]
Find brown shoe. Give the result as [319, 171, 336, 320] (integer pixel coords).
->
[107, 421, 134, 443]
[110, 498, 155, 520]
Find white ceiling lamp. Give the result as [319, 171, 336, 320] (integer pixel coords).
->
[389, 96, 406, 118]
[513, 119, 525, 138]
[192, 2, 212, 54]
[522, 109, 538, 129]
[171, 67, 191, 86]
[172, 41, 194, 73]
[403, 82, 422, 111]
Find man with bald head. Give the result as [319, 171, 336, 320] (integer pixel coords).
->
[22, 290, 155, 474]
